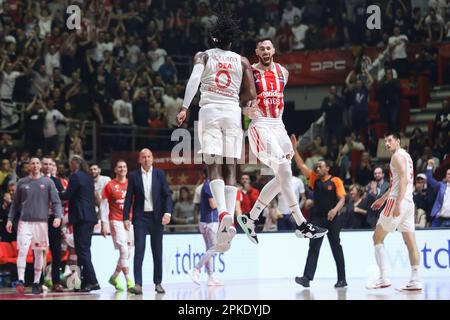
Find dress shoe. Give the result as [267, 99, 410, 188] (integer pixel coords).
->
[79, 283, 101, 292]
[155, 283, 165, 294]
[52, 283, 65, 292]
[128, 284, 143, 295]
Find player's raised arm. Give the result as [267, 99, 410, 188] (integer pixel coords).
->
[239, 57, 257, 108]
[176, 52, 207, 126]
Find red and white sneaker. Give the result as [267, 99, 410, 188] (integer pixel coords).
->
[366, 278, 392, 289]
[217, 212, 234, 246]
[398, 280, 422, 291]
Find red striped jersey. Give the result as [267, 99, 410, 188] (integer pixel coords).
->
[252, 62, 288, 119]
[102, 178, 130, 221]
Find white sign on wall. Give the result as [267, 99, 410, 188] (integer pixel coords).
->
[91, 229, 450, 286]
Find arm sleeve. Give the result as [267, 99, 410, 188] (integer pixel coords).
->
[49, 181, 63, 219]
[7, 181, 21, 221]
[332, 177, 346, 197]
[182, 63, 205, 109]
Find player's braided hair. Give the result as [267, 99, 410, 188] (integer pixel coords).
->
[210, 8, 242, 49]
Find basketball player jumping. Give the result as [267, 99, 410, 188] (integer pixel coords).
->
[237, 39, 327, 243]
[367, 133, 422, 291]
[176, 11, 256, 251]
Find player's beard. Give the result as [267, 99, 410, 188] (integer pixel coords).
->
[259, 55, 273, 66]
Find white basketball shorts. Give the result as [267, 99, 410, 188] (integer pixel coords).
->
[377, 198, 415, 233]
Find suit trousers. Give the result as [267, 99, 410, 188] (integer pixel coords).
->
[73, 222, 98, 286]
[133, 212, 164, 286]
[303, 215, 346, 282]
[48, 216, 62, 283]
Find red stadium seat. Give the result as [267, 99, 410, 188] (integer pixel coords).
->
[0, 242, 17, 264]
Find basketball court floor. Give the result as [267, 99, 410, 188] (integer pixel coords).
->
[0, 277, 448, 300]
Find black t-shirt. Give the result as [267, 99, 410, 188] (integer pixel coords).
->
[133, 99, 150, 127]
[25, 109, 45, 139]
[93, 92, 113, 124]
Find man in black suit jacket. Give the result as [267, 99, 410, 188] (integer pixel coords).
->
[60, 156, 100, 292]
[124, 148, 172, 294]
[41, 157, 65, 292]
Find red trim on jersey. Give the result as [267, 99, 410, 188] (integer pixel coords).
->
[253, 69, 268, 117]
[274, 63, 285, 113]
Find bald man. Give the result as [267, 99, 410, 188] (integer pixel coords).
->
[123, 149, 173, 294]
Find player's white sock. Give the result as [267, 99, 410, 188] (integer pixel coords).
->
[210, 179, 228, 214]
[249, 176, 281, 221]
[411, 265, 420, 281]
[224, 186, 237, 222]
[33, 250, 44, 283]
[278, 161, 306, 225]
[17, 249, 27, 282]
[374, 243, 387, 279]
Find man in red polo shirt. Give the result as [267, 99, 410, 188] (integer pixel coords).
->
[239, 174, 260, 215]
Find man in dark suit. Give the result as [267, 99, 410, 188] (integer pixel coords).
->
[124, 148, 172, 294]
[60, 155, 100, 292]
[41, 157, 64, 292]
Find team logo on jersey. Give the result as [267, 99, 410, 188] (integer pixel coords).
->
[327, 185, 333, 191]
[40, 184, 45, 190]
[25, 185, 30, 189]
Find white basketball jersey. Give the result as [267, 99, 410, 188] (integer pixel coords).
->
[199, 48, 243, 107]
[389, 148, 414, 202]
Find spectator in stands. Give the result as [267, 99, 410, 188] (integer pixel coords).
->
[411, 7, 426, 43]
[240, 174, 260, 216]
[344, 184, 371, 229]
[0, 59, 29, 102]
[366, 166, 390, 228]
[377, 68, 401, 132]
[345, 69, 373, 138]
[337, 132, 366, 182]
[24, 95, 46, 155]
[389, 26, 409, 78]
[433, 131, 450, 160]
[43, 98, 68, 154]
[426, 159, 450, 227]
[0, 133, 15, 160]
[433, 99, 450, 140]
[162, 86, 183, 129]
[158, 56, 178, 85]
[304, 23, 324, 51]
[409, 127, 427, 165]
[148, 40, 167, 72]
[275, 20, 293, 53]
[281, 0, 303, 26]
[305, 136, 327, 171]
[416, 146, 441, 173]
[413, 173, 434, 227]
[355, 152, 373, 186]
[414, 37, 438, 84]
[291, 15, 308, 51]
[113, 90, 134, 126]
[321, 85, 345, 148]
[0, 181, 16, 242]
[424, 8, 445, 42]
[259, 20, 277, 42]
[322, 17, 340, 48]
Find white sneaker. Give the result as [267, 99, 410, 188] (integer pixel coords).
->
[366, 278, 392, 289]
[189, 268, 201, 285]
[217, 213, 233, 246]
[399, 280, 422, 291]
[207, 276, 224, 287]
